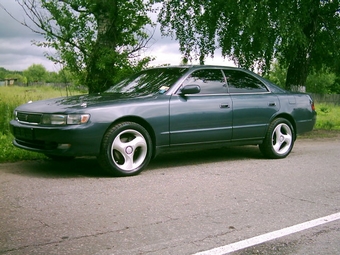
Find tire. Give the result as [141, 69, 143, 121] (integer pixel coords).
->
[259, 118, 294, 159]
[98, 122, 152, 177]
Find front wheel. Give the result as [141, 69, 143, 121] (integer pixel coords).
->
[98, 122, 152, 177]
[259, 118, 295, 159]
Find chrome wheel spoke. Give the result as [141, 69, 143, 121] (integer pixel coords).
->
[272, 123, 292, 155]
[120, 154, 134, 170]
[273, 141, 282, 152]
[112, 135, 126, 154]
[283, 133, 292, 144]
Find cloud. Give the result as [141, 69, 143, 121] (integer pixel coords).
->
[0, 2, 235, 72]
[0, 1, 57, 71]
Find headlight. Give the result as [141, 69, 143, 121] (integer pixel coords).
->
[67, 114, 90, 124]
[41, 114, 90, 125]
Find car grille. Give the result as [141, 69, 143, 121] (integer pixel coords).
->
[12, 126, 59, 150]
[17, 112, 42, 124]
[15, 138, 58, 150]
[12, 126, 35, 140]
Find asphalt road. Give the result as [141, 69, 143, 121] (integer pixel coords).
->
[0, 135, 339, 255]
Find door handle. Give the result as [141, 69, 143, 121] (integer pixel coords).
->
[268, 102, 276, 106]
[220, 104, 230, 108]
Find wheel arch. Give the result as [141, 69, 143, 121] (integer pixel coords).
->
[271, 113, 297, 140]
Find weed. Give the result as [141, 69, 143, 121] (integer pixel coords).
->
[320, 106, 329, 113]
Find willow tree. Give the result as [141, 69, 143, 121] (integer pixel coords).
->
[158, 0, 340, 91]
[3, 0, 155, 93]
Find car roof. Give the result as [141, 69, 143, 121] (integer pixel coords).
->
[151, 65, 241, 69]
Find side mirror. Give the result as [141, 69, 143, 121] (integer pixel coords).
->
[179, 84, 201, 95]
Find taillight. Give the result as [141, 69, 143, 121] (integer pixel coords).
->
[311, 101, 315, 111]
[308, 95, 316, 111]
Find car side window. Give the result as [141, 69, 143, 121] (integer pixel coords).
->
[182, 69, 227, 94]
[223, 70, 268, 93]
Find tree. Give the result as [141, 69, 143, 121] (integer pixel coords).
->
[2, 0, 155, 93]
[46, 68, 74, 84]
[266, 63, 339, 94]
[307, 67, 337, 94]
[265, 62, 287, 89]
[23, 64, 48, 84]
[0, 67, 7, 80]
[0, 67, 27, 84]
[158, 0, 340, 91]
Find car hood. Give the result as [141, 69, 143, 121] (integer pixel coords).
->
[15, 93, 156, 113]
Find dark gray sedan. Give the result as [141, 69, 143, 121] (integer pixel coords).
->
[10, 66, 316, 176]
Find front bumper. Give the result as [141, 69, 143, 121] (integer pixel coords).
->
[10, 120, 107, 157]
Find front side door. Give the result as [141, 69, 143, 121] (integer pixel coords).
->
[169, 68, 233, 145]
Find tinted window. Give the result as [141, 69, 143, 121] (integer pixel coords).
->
[223, 70, 268, 93]
[183, 69, 226, 94]
[105, 67, 188, 96]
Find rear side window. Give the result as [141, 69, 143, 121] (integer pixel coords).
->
[222, 70, 268, 93]
[183, 69, 227, 94]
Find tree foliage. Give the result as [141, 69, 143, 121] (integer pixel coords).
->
[158, 0, 340, 90]
[0, 67, 26, 84]
[265, 62, 287, 89]
[6, 0, 155, 93]
[307, 68, 339, 94]
[23, 64, 48, 84]
[1, 64, 82, 86]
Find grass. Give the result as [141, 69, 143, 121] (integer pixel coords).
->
[299, 129, 340, 139]
[314, 103, 340, 130]
[0, 85, 339, 163]
[299, 103, 340, 139]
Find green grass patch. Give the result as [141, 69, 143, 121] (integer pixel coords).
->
[314, 103, 340, 130]
[0, 134, 46, 162]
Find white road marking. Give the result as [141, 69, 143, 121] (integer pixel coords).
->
[194, 212, 340, 255]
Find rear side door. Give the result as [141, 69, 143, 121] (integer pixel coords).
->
[223, 69, 280, 141]
[169, 68, 233, 145]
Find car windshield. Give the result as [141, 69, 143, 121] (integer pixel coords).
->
[105, 67, 188, 96]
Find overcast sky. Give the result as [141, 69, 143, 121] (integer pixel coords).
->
[0, 1, 234, 72]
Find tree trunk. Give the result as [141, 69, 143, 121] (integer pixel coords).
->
[285, 46, 309, 92]
[86, 0, 118, 94]
[285, 1, 319, 92]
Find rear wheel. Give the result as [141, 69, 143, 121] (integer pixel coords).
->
[98, 122, 152, 176]
[260, 118, 294, 159]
